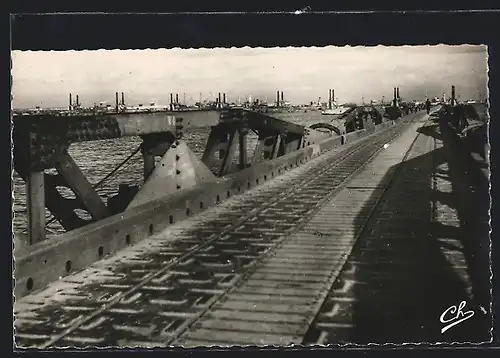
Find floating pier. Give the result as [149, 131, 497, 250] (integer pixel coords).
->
[12, 85, 490, 348]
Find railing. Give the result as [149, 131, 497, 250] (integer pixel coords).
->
[13, 104, 408, 294]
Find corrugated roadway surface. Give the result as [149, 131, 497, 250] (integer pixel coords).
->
[14, 110, 491, 348]
[173, 120, 426, 347]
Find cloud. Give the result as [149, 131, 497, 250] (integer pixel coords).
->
[11, 45, 488, 109]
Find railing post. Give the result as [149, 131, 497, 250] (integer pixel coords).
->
[219, 128, 238, 176]
[26, 171, 45, 245]
[271, 134, 282, 158]
[238, 128, 248, 169]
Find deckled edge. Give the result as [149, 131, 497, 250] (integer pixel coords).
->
[11, 44, 484, 54]
[11, 36, 17, 350]
[485, 44, 494, 344]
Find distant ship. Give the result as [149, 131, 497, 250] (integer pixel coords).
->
[321, 106, 350, 115]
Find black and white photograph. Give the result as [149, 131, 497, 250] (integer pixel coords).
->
[12, 44, 491, 348]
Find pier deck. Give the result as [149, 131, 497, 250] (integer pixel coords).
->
[14, 110, 491, 347]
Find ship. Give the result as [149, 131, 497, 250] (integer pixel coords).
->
[321, 106, 350, 116]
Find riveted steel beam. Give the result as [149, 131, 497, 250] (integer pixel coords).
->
[253, 133, 281, 164]
[202, 125, 232, 171]
[13, 111, 220, 171]
[26, 171, 45, 245]
[140, 132, 176, 181]
[238, 129, 249, 170]
[55, 153, 109, 221]
[219, 128, 240, 177]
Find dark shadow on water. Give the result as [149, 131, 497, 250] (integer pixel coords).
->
[315, 119, 491, 344]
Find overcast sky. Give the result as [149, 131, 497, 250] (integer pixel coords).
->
[11, 45, 488, 109]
